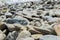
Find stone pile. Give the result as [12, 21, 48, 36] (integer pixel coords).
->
[0, 0, 60, 40]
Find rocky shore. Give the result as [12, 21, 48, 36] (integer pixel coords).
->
[0, 0, 60, 40]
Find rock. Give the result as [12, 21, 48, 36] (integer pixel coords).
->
[5, 12, 12, 18]
[2, 7, 8, 13]
[6, 24, 16, 31]
[54, 9, 60, 17]
[0, 30, 6, 40]
[0, 33, 6, 40]
[16, 30, 33, 40]
[0, 16, 6, 21]
[39, 35, 60, 40]
[29, 28, 41, 34]
[43, 16, 56, 23]
[17, 30, 31, 38]
[5, 0, 39, 5]
[0, 22, 7, 30]
[49, 9, 60, 17]
[13, 23, 27, 30]
[34, 24, 54, 34]
[43, 4, 53, 9]
[23, 9, 38, 18]
[5, 18, 28, 25]
[54, 5, 60, 8]
[31, 34, 43, 39]
[0, 1, 5, 6]
[6, 31, 18, 40]
[16, 30, 34, 40]
[30, 20, 41, 27]
[27, 25, 41, 34]
[16, 37, 34, 40]
[53, 23, 60, 36]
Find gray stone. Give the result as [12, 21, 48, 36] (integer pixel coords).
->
[0, 30, 6, 40]
[17, 30, 31, 38]
[16, 30, 33, 40]
[5, 18, 28, 25]
[6, 31, 18, 40]
[39, 35, 60, 40]
[6, 24, 16, 31]
[16, 37, 34, 40]
[5, 12, 12, 18]
[0, 16, 6, 21]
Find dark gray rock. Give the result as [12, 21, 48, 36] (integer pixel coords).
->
[5, 19, 28, 25]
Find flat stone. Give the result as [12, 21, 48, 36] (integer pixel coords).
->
[28, 25, 41, 34]
[43, 16, 57, 23]
[39, 35, 60, 40]
[5, 18, 28, 25]
[31, 34, 43, 39]
[34, 24, 54, 34]
[49, 9, 60, 16]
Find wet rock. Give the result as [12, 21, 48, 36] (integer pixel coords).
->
[39, 35, 60, 40]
